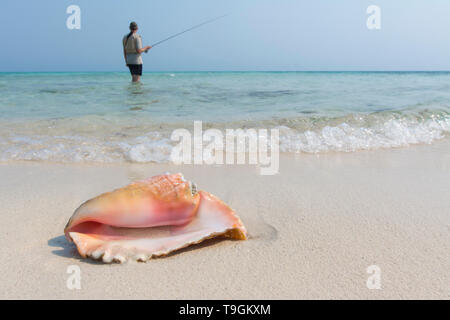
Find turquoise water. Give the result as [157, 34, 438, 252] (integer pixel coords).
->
[0, 72, 449, 162]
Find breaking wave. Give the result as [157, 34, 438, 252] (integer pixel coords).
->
[0, 109, 448, 163]
[277, 113, 449, 153]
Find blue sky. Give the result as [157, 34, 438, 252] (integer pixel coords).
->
[1, 0, 449, 71]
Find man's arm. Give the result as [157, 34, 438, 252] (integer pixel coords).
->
[122, 38, 127, 65]
[135, 36, 151, 53]
[137, 45, 152, 53]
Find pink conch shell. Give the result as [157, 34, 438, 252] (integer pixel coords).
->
[64, 173, 247, 263]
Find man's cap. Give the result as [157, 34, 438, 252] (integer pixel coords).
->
[129, 22, 138, 30]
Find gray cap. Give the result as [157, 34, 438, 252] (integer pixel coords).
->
[129, 22, 138, 30]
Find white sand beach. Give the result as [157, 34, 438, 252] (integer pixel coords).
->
[0, 140, 448, 299]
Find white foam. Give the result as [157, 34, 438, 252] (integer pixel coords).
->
[278, 116, 449, 153]
[0, 112, 448, 162]
[123, 139, 172, 163]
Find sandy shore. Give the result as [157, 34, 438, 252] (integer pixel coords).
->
[0, 141, 448, 299]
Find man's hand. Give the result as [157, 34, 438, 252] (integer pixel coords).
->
[137, 46, 152, 54]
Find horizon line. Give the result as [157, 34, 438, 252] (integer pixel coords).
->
[1, 70, 450, 73]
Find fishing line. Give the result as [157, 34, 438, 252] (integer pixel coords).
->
[150, 14, 229, 48]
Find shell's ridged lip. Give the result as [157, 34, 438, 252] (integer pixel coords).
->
[70, 226, 245, 263]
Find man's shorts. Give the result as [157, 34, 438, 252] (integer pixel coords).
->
[127, 64, 143, 76]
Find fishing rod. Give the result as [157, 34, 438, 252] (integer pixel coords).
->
[150, 14, 229, 48]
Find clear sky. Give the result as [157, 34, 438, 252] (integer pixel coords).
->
[1, 0, 449, 72]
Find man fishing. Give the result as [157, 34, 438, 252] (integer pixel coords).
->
[123, 22, 152, 82]
[122, 16, 227, 82]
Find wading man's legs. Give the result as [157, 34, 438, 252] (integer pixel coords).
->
[132, 74, 141, 82]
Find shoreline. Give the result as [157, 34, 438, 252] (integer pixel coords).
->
[0, 137, 448, 166]
[0, 142, 448, 299]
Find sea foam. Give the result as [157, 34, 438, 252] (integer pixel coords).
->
[0, 110, 448, 163]
[278, 115, 449, 153]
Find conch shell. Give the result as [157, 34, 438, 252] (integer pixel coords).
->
[64, 173, 247, 263]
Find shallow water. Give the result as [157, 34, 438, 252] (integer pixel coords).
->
[0, 72, 449, 162]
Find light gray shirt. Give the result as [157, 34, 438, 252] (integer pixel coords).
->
[123, 33, 143, 65]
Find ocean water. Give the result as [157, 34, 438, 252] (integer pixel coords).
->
[0, 72, 449, 163]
